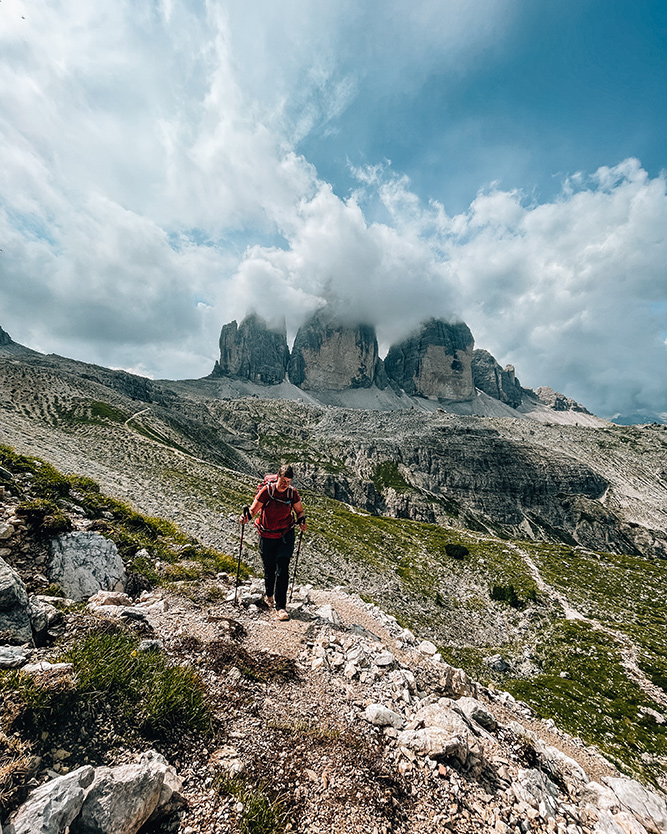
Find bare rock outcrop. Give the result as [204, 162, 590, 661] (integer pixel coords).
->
[0, 326, 13, 346]
[213, 313, 290, 384]
[534, 386, 592, 415]
[384, 318, 475, 401]
[49, 532, 126, 602]
[0, 557, 32, 644]
[472, 348, 523, 408]
[288, 313, 384, 391]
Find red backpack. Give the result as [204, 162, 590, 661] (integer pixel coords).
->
[254, 474, 296, 536]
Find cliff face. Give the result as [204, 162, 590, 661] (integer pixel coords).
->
[288, 314, 383, 391]
[384, 319, 475, 401]
[214, 314, 289, 385]
[0, 326, 13, 346]
[471, 349, 523, 408]
[211, 314, 594, 417]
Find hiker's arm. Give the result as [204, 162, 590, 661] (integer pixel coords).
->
[239, 497, 263, 524]
[293, 499, 307, 531]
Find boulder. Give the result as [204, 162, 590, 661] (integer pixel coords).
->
[213, 313, 290, 384]
[288, 313, 383, 391]
[70, 751, 182, 834]
[454, 696, 498, 732]
[471, 349, 523, 408]
[604, 777, 667, 834]
[0, 557, 32, 644]
[438, 663, 480, 698]
[6, 765, 95, 834]
[28, 596, 61, 646]
[364, 704, 405, 729]
[512, 768, 561, 819]
[49, 532, 126, 602]
[0, 645, 31, 669]
[398, 698, 484, 773]
[384, 318, 475, 401]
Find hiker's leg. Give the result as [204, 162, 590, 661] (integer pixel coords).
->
[259, 537, 278, 598]
[273, 529, 295, 610]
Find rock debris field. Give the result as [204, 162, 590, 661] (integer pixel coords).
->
[4, 569, 667, 834]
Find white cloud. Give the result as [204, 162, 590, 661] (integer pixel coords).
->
[0, 0, 665, 420]
[227, 160, 667, 419]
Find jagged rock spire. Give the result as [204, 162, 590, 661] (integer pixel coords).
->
[288, 312, 385, 391]
[384, 318, 475, 401]
[471, 349, 523, 408]
[213, 313, 290, 385]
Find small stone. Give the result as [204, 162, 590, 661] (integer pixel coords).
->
[0, 522, 14, 540]
[375, 652, 395, 667]
[418, 640, 437, 655]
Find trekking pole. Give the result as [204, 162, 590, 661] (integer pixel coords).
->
[234, 506, 250, 606]
[289, 527, 304, 603]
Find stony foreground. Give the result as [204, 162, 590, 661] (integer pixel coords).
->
[3, 571, 667, 834]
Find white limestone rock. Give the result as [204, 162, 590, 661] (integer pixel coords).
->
[604, 777, 667, 834]
[364, 704, 405, 730]
[6, 765, 95, 834]
[49, 532, 126, 602]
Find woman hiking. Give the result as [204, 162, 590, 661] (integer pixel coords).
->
[240, 464, 307, 621]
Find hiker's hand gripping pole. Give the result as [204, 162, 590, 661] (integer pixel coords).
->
[234, 506, 251, 606]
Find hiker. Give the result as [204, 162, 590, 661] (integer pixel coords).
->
[240, 464, 307, 621]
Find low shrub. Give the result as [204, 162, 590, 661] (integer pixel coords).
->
[490, 583, 522, 609]
[16, 499, 72, 538]
[445, 543, 469, 560]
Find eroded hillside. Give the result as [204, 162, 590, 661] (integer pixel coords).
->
[0, 351, 666, 792]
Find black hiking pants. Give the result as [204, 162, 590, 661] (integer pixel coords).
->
[259, 528, 295, 610]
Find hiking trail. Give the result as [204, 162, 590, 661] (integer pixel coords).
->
[508, 543, 667, 711]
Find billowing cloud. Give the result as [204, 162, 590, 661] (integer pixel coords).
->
[229, 159, 667, 419]
[0, 0, 665, 421]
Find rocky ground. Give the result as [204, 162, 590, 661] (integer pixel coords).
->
[1, 465, 667, 834]
[1, 353, 667, 832]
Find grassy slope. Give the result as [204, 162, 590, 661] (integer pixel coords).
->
[0, 369, 666, 787]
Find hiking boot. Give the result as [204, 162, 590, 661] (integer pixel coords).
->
[265, 596, 274, 609]
[276, 609, 289, 621]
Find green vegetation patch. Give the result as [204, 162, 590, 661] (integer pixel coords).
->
[372, 460, 411, 494]
[53, 399, 128, 427]
[16, 499, 72, 538]
[214, 776, 286, 834]
[506, 619, 667, 787]
[0, 629, 211, 738]
[524, 543, 667, 695]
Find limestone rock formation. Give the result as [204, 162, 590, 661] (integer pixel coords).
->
[384, 319, 475, 401]
[288, 313, 384, 391]
[49, 532, 126, 602]
[213, 314, 289, 385]
[0, 557, 32, 644]
[472, 349, 523, 408]
[7, 752, 183, 834]
[534, 386, 592, 415]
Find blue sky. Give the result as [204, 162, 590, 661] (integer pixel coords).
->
[0, 0, 666, 421]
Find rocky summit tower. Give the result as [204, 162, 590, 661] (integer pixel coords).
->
[288, 312, 386, 391]
[384, 318, 475, 401]
[212, 313, 290, 385]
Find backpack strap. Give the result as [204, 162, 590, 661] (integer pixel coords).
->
[257, 483, 295, 534]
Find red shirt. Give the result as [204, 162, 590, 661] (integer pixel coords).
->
[254, 484, 301, 538]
